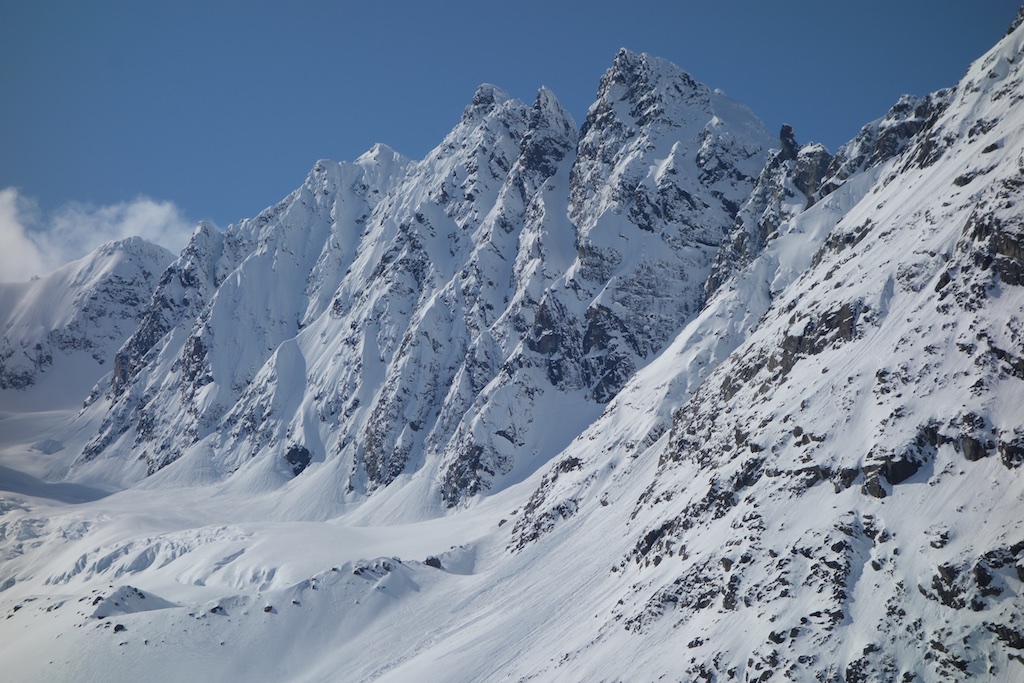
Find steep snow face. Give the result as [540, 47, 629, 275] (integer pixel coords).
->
[77, 147, 413, 481]
[69, 55, 771, 509]
[510, 19, 1024, 681]
[71, 83, 567, 496]
[562, 50, 772, 400]
[427, 55, 772, 505]
[0, 238, 173, 409]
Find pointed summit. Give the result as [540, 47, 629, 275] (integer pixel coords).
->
[519, 87, 577, 179]
[355, 142, 404, 165]
[462, 83, 511, 121]
[585, 49, 711, 134]
[0, 236, 173, 396]
[607, 48, 698, 85]
[528, 86, 576, 137]
[609, 47, 644, 77]
[1008, 2, 1024, 34]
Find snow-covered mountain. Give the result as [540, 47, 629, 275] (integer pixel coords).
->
[1, 8, 1023, 682]
[510, 19, 1024, 677]
[0, 237, 173, 408]
[68, 50, 773, 508]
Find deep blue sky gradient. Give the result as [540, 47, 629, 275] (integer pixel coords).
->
[1, 1, 1019, 227]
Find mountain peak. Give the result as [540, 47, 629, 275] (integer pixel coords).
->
[606, 48, 703, 94]
[0, 235, 173, 398]
[527, 86, 576, 138]
[611, 46, 643, 72]
[462, 83, 511, 121]
[531, 85, 566, 117]
[1008, 2, 1024, 34]
[584, 49, 710, 135]
[356, 142, 402, 163]
[88, 235, 174, 262]
[517, 87, 577, 179]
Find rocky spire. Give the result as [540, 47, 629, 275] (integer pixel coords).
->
[1008, 2, 1024, 34]
[519, 87, 577, 179]
[461, 83, 510, 122]
[778, 124, 799, 161]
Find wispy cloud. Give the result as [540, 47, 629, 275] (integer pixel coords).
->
[0, 189, 47, 282]
[0, 187, 195, 283]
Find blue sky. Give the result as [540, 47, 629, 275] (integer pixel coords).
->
[0, 1, 1018, 276]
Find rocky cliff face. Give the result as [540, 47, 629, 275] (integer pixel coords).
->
[704, 124, 832, 300]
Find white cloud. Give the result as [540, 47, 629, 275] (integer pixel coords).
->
[0, 188, 48, 283]
[0, 187, 195, 283]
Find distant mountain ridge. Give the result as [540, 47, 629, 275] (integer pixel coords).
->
[0, 237, 173, 403]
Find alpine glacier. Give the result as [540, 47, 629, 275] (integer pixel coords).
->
[1, 7, 1023, 682]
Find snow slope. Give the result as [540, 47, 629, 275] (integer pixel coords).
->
[509, 14, 1024, 680]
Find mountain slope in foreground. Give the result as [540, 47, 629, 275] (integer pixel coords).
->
[1, 8, 1024, 682]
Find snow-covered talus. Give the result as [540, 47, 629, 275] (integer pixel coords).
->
[508, 16, 1024, 682]
[0, 238, 173, 408]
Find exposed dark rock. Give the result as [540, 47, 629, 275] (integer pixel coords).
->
[961, 205, 1024, 287]
[835, 468, 860, 492]
[704, 128, 832, 300]
[508, 456, 589, 551]
[779, 125, 799, 162]
[284, 445, 313, 476]
[861, 471, 889, 499]
[526, 298, 567, 357]
[861, 421, 950, 497]
[520, 87, 578, 181]
[441, 444, 495, 506]
[999, 436, 1024, 469]
[989, 623, 1024, 650]
[793, 144, 832, 200]
[632, 518, 682, 567]
[960, 435, 990, 461]
[819, 90, 952, 192]
[352, 558, 400, 580]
